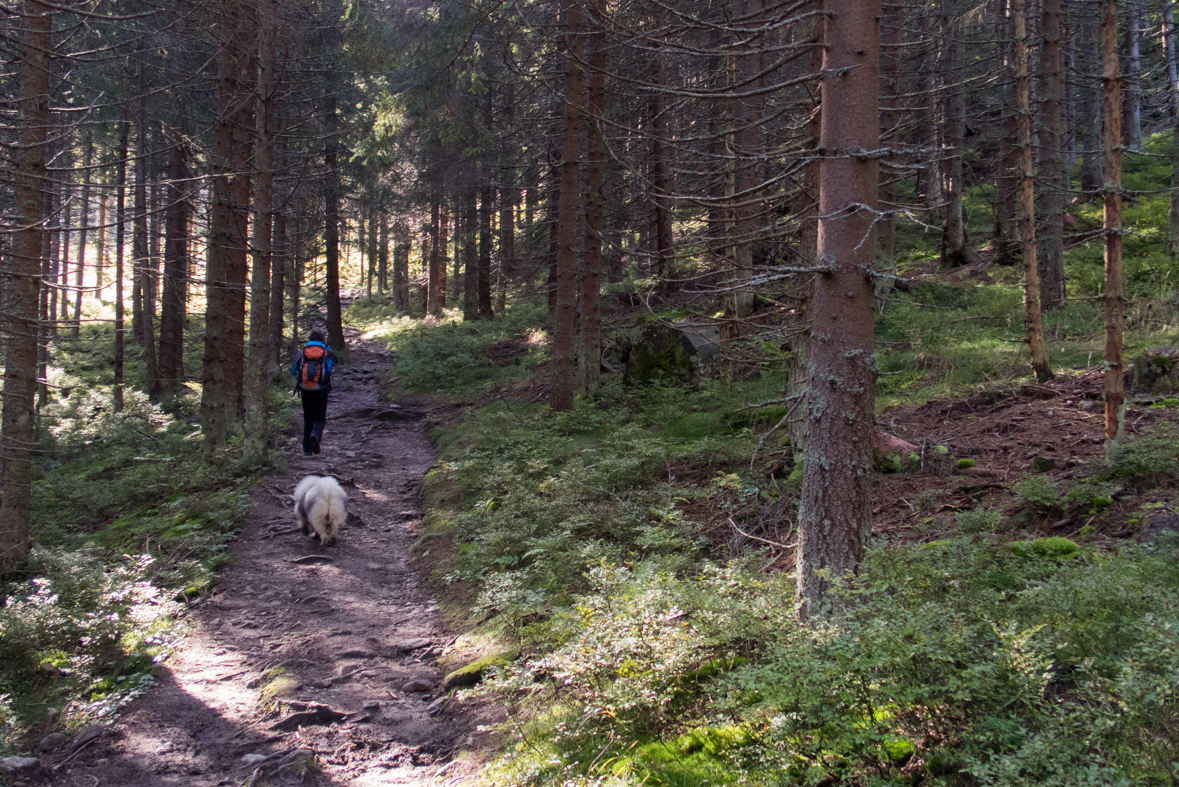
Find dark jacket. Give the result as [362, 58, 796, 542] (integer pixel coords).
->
[290, 341, 339, 392]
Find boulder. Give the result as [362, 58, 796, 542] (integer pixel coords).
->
[624, 322, 722, 387]
[1128, 347, 1179, 394]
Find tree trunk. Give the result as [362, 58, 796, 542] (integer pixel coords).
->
[1039, 0, 1067, 310]
[995, 0, 1020, 263]
[1165, 0, 1179, 118]
[73, 132, 91, 339]
[498, 192, 513, 314]
[463, 193, 478, 320]
[269, 206, 287, 369]
[378, 216, 389, 301]
[941, 12, 972, 268]
[580, 11, 606, 398]
[1014, 0, 1054, 383]
[0, 0, 50, 569]
[202, 0, 253, 450]
[429, 199, 442, 316]
[797, 0, 880, 621]
[1104, 0, 1126, 455]
[1123, 0, 1143, 150]
[115, 119, 129, 413]
[159, 128, 189, 398]
[134, 67, 159, 398]
[786, 25, 824, 463]
[245, 0, 277, 465]
[651, 28, 675, 292]
[1079, 8, 1104, 193]
[552, 0, 584, 412]
[323, 105, 345, 349]
[478, 184, 495, 319]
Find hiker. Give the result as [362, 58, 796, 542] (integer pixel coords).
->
[291, 328, 338, 455]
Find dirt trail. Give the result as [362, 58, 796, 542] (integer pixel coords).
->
[41, 332, 475, 787]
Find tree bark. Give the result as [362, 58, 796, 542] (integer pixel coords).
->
[580, 10, 606, 398]
[202, 0, 254, 450]
[1122, 0, 1143, 150]
[1039, 0, 1067, 310]
[478, 183, 495, 319]
[244, 0, 277, 465]
[429, 199, 442, 316]
[115, 119, 129, 413]
[1103, 0, 1126, 455]
[73, 132, 91, 338]
[995, 0, 1020, 263]
[552, 0, 584, 412]
[1079, 8, 1104, 193]
[1, 0, 51, 569]
[1014, 0, 1054, 383]
[941, 11, 972, 268]
[797, 0, 880, 621]
[134, 64, 159, 398]
[159, 127, 189, 398]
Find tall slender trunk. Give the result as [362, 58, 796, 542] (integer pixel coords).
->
[1123, 0, 1143, 150]
[429, 199, 442, 316]
[463, 193, 478, 320]
[786, 22, 823, 462]
[797, 0, 880, 621]
[115, 119, 130, 414]
[1014, 0, 1054, 382]
[1079, 8, 1104, 193]
[650, 11, 674, 291]
[1, 0, 51, 569]
[159, 129, 189, 397]
[580, 11, 606, 397]
[378, 217, 389, 300]
[73, 133, 91, 338]
[269, 206, 287, 369]
[134, 66, 159, 396]
[367, 210, 377, 296]
[1165, 0, 1179, 118]
[1104, 0, 1126, 454]
[941, 13, 972, 268]
[524, 183, 537, 296]
[995, 0, 1020, 262]
[323, 103, 344, 349]
[245, 0, 276, 464]
[58, 183, 70, 325]
[1039, 0, 1067, 310]
[552, 0, 584, 412]
[478, 184, 495, 319]
[202, 0, 254, 449]
[497, 193, 513, 314]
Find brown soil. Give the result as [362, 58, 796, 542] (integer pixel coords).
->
[33, 331, 483, 787]
[872, 367, 1179, 544]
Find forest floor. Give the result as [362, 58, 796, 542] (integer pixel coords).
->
[872, 365, 1179, 550]
[28, 330, 483, 787]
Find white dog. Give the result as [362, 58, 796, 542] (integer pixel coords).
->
[293, 475, 348, 547]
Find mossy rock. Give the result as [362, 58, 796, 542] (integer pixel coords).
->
[623, 322, 721, 387]
[441, 650, 518, 691]
[1128, 348, 1179, 394]
[1011, 537, 1080, 559]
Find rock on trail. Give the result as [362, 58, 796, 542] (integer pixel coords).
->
[35, 331, 476, 787]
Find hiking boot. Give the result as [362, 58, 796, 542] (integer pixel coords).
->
[310, 435, 321, 454]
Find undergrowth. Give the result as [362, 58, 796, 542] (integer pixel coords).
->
[0, 326, 293, 754]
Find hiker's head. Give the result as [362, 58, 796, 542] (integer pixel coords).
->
[308, 328, 326, 344]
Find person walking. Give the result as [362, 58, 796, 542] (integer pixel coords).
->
[291, 328, 338, 455]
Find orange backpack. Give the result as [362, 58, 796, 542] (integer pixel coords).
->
[298, 344, 327, 391]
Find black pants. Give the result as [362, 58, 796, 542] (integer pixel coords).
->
[301, 389, 329, 451]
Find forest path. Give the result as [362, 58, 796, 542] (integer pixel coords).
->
[44, 330, 475, 787]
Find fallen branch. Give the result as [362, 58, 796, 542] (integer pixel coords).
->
[269, 703, 352, 732]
